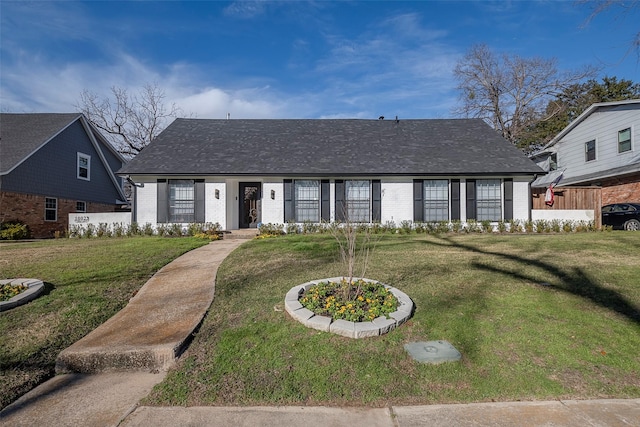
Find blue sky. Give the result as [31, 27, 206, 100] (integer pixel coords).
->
[1, 1, 638, 120]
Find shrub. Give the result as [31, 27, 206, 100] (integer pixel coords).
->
[509, 219, 522, 233]
[96, 223, 111, 238]
[286, 221, 299, 234]
[534, 219, 547, 233]
[524, 220, 534, 233]
[399, 220, 413, 234]
[258, 223, 285, 236]
[0, 220, 30, 240]
[83, 223, 96, 238]
[142, 223, 155, 236]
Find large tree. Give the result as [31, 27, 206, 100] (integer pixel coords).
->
[77, 83, 181, 157]
[453, 44, 597, 146]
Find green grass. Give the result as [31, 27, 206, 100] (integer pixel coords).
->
[0, 237, 208, 410]
[144, 233, 640, 407]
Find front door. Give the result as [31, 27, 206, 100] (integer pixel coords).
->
[239, 182, 261, 228]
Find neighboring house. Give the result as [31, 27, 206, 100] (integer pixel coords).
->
[0, 113, 128, 238]
[118, 118, 542, 231]
[531, 99, 640, 205]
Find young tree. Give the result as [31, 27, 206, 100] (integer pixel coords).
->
[453, 44, 597, 146]
[76, 83, 181, 157]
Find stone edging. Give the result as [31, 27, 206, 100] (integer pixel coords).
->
[0, 278, 45, 312]
[284, 277, 414, 338]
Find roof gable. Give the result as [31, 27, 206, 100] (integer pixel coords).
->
[119, 118, 542, 176]
[1, 113, 82, 174]
[543, 99, 640, 149]
[1, 113, 127, 202]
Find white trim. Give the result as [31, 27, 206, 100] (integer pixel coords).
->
[77, 152, 91, 181]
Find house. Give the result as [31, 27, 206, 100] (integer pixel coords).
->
[118, 118, 542, 231]
[531, 99, 640, 206]
[0, 113, 128, 238]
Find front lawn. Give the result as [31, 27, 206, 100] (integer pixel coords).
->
[145, 233, 640, 406]
[0, 237, 208, 410]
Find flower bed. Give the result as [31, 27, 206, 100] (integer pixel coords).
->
[1, 283, 27, 301]
[285, 277, 414, 338]
[299, 278, 398, 322]
[0, 279, 45, 311]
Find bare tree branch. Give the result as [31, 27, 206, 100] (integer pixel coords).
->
[453, 44, 598, 145]
[76, 83, 181, 157]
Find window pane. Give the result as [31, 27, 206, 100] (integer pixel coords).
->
[346, 180, 370, 222]
[78, 154, 90, 179]
[585, 140, 596, 162]
[169, 180, 195, 222]
[476, 179, 501, 221]
[295, 180, 319, 222]
[619, 128, 631, 153]
[45, 197, 57, 221]
[424, 179, 449, 221]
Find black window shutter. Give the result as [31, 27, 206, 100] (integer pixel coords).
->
[451, 179, 460, 220]
[335, 180, 345, 221]
[413, 180, 424, 222]
[466, 180, 476, 220]
[321, 180, 330, 221]
[194, 180, 205, 223]
[284, 179, 294, 222]
[157, 179, 168, 223]
[504, 179, 513, 220]
[372, 180, 381, 222]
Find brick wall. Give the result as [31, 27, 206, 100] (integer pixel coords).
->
[1, 191, 119, 238]
[600, 173, 640, 206]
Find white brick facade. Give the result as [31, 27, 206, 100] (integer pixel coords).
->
[129, 175, 534, 230]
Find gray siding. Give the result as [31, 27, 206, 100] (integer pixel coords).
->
[2, 121, 123, 204]
[556, 104, 639, 182]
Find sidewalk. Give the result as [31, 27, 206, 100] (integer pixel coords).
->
[1, 237, 638, 426]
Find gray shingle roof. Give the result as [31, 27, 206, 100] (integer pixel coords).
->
[118, 118, 543, 176]
[1, 113, 82, 174]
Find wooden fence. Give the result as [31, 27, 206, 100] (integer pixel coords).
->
[531, 186, 602, 228]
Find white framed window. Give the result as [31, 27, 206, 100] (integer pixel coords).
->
[476, 179, 501, 221]
[169, 180, 195, 222]
[618, 128, 632, 153]
[295, 180, 320, 222]
[424, 179, 449, 221]
[76, 201, 86, 212]
[77, 152, 91, 180]
[345, 180, 371, 222]
[45, 197, 57, 221]
[585, 139, 596, 162]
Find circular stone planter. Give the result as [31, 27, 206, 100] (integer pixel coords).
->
[0, 278, 45, 312]
[284, 277, 414, 339]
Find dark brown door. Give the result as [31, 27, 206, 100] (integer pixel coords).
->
[239, 182, 261, 228]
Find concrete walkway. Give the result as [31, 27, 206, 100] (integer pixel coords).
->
[1, 237, 639, 426]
